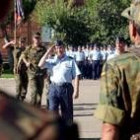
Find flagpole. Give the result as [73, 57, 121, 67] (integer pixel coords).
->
[14, 0, 17, 43]
[13, 0, 17, 73]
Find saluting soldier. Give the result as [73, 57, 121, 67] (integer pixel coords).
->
[38, 40, 81, 124]
[3, 37, 28, 101]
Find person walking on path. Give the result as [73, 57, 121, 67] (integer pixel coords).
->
[22, 32, 46, 107]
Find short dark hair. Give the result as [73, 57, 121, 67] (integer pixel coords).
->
[55, 40, 64, 46]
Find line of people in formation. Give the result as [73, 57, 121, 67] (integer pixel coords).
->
[66, 36, 127, 80]
[0, 32, 127, 124]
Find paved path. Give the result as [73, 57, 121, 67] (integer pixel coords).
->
[0, 78, 102, 139]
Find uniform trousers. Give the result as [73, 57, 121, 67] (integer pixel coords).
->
[28, 74, 44, 107]
[15, 71, 28, 101]
[49, 82, 74, 124]
[92, 60, 100, 79]
[76, 61, 84, 79]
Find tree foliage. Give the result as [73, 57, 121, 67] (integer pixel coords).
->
[34, 0, 131, 45]
[22, 0, 37, 21]
[86, 0, 131, 44]
[34, 0, 91, 46]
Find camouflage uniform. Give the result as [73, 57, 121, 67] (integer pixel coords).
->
[22, 45, 46, 107]
[13, 46, 28, 101]
[95, 1, 140, 139]
[95, 48, 140, 138]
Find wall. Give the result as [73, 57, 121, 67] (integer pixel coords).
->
[0, 20, 41, 62]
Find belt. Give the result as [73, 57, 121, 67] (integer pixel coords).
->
[51, 82, 71, 86]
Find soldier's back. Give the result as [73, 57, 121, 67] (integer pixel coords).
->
[106, 48, 140, 129]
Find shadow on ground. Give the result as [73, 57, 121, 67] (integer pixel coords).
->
[74, 103, 97, 117]
[74, 103, 97, 111]
[74, 103, 98, 106]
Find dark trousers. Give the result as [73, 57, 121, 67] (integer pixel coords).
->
[76, 61, 84, 78]
[49, 83, 74, 124]
[15, 71, 28, 101]
[92, 60, 100, 79]
[83, 60, 92, 79]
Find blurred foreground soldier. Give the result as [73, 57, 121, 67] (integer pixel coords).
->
[22, 32, 46, 107]
[95, 1, 140, 140]
[3, 38, 28, 101]
[0, 89, 79, 140]
[38, 40, 81, 124]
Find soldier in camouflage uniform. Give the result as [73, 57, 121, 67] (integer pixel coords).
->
[22, 32, 46, 107]
[95, 1, 140, 140]
[3, 38, 28, 101]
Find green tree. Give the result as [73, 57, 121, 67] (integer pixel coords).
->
[34, 0, 91, 46]
[86, 0, 131, 44]
[34, 0, 131, 45]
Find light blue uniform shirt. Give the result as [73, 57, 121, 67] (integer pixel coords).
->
[101, 50, 108, 60]
[75, 51, 85, 61]
[66, 50, 76, 59]
[90, 50, 102, 60]
[44, 55, 81, 84]
[84, 49, 90, 58]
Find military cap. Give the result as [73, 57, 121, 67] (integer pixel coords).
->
[55, 40, 64, 47]
[121, 0, 140, 25]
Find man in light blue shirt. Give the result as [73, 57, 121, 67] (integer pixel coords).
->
[90, 45, 102, 79]
[66, 45, 76, 59]
[38, 40, 81, 124]
[75, 46, 85, 78]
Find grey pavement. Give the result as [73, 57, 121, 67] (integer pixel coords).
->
[0, 78, 102, 139]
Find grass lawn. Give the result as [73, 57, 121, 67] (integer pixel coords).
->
[1, 70, 14, 78]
